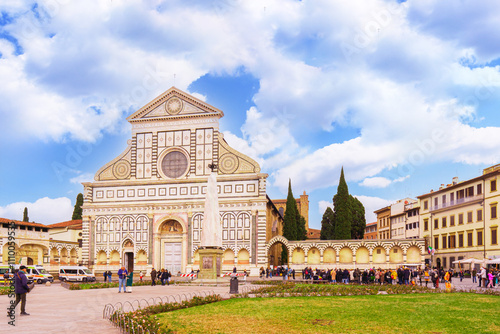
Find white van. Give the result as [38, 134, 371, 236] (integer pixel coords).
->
[26, 265, 54, 284]
[59, 266, 96, 282]
[0, 265, 35, 284]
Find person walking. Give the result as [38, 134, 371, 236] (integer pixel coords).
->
[12, 265, 31, 316]
[125, 271, 134, 293]
[486, 270, 494, 288]
[103, 271, 107, 282]
[480, 267, 487, 288]
[472, 268, 477, 284]
[151, 268, 157, 286]
[139, 271, 143, 282]
[107, 270, 112, 283]
[117, 266, 128, 293]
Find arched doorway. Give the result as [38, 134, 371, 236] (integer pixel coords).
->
[268, 242, 287, 267]
[123, 240, 134, 273]
[160, 220, 184, 274]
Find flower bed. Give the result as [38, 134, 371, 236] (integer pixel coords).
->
[109, 294, 223, 333]
[68, 280, 153, 290]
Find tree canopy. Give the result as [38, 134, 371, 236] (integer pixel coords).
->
[72, 193, 84, 220]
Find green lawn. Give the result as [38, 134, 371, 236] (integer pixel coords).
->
[156, 293, 500, 334]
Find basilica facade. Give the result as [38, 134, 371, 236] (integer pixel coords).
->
[81, 87, 270, 275]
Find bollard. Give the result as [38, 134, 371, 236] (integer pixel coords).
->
[229, 276, 239, 294]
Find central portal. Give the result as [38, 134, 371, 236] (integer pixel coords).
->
[164, 242, 182, 274]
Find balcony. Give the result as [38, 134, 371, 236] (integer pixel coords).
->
[430, 194, 483, 212]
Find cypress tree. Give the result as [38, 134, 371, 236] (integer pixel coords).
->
[350, 195, 366, 239]
[332, 167, 352, 239]
[23, 207, 29, 222]
[320, 206, 335, 240]
[72, 193, 84, 220]
[282, 179, 298, 241]
[297, 215, 308, 240]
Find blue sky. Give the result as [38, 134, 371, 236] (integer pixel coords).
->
[1, 0, 500, 229]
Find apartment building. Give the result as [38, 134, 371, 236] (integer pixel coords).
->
[390, 198, 417, 239]
[418, 164, 500, 269]
[374, 206, 391, 239]
[364, 222, 377, 239]
[405, 201, 420, 239]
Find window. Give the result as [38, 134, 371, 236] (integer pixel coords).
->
[477, 184, 482, 195]
[477, 231, 483, 246]
[477, 209, 483, 222]
[434, 198, 438, 207]
[450, 193, 454, 203]
[449, 235, 456, 248]
[450, 215, 455, 226]
[161, 150, 189, 178]
[458, 213, 464, 225]
[442, 217, 447, 228]
[491, 204, 498, 219]
[467, 232, 473, 247]
[457, 189, 465, 200]
[442, 195, 446, 204]
[467, 211, 473, 223]
[466, 186, 474, 197]
[434, 219, 439, 229]
[450, 256, 456, 268]
[424, 219, 429, 231]
[492, 228, 498, 245]
[442, 235, 447, 249]
[459, 234, 464, 248]
[424, 201, 428, 210]
[434, 236, 439, 250]
[491, 180, 497, 192]
[442, 257, 447, 268]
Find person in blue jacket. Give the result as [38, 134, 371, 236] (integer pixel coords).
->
[13, 265, 31, 315]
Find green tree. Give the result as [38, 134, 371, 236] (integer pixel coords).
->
[350, 195, 366, 239]
[297, 215, 308, 240]
[23, 207, 29, 222]
[332, 167, 352, 239]
[320, 206, 335, 240]
[280, 245, 288, 265]
[282, 179, 298, 241]
[72, 193, 84, 220]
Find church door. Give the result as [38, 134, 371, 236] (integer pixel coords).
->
[164, 243, 182, 274]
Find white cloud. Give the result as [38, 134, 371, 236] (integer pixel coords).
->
[353, 195, 393, 224]
[360, 175, 409, 188]
[69, 172, 94, 185]
[318, 200, 332, 216]
[0, 197, 74, 225]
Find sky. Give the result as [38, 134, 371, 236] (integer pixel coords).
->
[1, 0, 500, 229]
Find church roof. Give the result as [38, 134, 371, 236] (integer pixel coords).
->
[45, 219, 83, 229]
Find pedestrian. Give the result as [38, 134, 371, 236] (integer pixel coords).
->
[151, 268, 157, 286]
[166, 270, 171, 285]
[103, 271, 107, 282]
[3, 271, 9, 287]
[125, 271, 134, 293]
[12, 265, 31, 316]
[472, 268, 477, 283]
[117, 266, 128, 293]
[487, 270, 494, 288]
[107, 270, 112, 283]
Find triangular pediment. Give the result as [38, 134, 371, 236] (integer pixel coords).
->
[126, 87, 224, 122]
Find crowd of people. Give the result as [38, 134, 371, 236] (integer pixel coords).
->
[258, 266, 500, 288]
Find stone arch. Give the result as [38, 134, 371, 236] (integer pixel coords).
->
[60, 248, 69, 265]
[372, 246, 386, 264]
[356, 246, 369, 264]
[266, 235, 289, 252]
[110, 250, 120, 265]
[291, 247, 305, 264]
[50, 247, 59, 265]
[158, 219, 184, 234]
[237, 248, 250, 265]
[389, 246, 403, 264]
[136, 250, 147, 265]
[323, 247, 336, 264]
[307, 247, 321, 265]
[97, 250, 107, 265]
[156, 214, 187, 234]
[339, 247, 353, 264]
[223, 248, 235, 265]
[70, 248, 78, 265]
[267, 236, 289, 266]
[406, 246, 421, 263]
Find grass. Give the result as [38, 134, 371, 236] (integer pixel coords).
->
[156, 293, 500, 334]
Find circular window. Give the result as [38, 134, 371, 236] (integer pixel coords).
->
[161, 150, 189, 178]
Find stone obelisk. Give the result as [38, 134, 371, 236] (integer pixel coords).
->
[198, 164, 223, 280]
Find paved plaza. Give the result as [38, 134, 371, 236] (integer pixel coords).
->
[2, 277, 497, 334]
[1, 282, 236, 334]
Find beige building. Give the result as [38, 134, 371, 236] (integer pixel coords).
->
[374, 206, 391, 239]
[272, 191, 310, 231]
[390, 198, 417, 240]
[364, 222, 377, 240]
[418, 164, 500, 269]
[405, 201, 420, 239]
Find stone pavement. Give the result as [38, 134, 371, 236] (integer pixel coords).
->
[1, 282, 236, 334]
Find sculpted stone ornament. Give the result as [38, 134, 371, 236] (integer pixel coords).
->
[200, 163, 222, 249]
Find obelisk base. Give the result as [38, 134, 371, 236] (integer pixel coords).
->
[198, 248, 223, 280]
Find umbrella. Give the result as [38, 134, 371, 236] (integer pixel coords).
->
[486, 258, 500, 264]
[452, 258, 475, 264]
